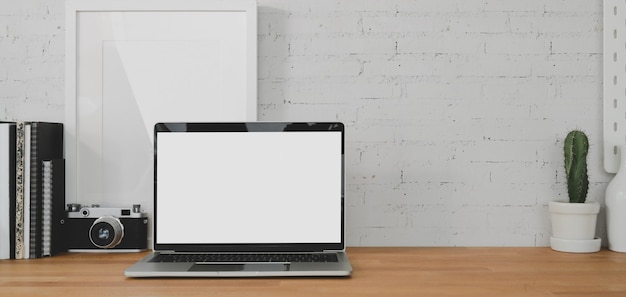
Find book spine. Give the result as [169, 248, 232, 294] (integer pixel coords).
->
[29, 123, 39, 258]
[41, 161, 52, 257]
[14, 122, 25, 259]
[24, 123, 30, 259]
[49, 159, 66, 256]
[9, 124, 16, 259]
[0, 124, 15, 260]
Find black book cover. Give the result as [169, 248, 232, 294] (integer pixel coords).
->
[29, 122, 63, 258]
[7, 124, 16, 259]
[48, 159, 66, 256]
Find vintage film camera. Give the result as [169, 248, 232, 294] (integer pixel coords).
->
[65, 204, 148, 252]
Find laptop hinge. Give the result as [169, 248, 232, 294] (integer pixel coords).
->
[158, 250, 340, 254]
[322, 249, 341, 253]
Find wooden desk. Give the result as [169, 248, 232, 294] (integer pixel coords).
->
[1, 247, 626, 296]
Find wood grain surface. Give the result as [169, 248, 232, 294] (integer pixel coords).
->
[1, 247, 625, 296]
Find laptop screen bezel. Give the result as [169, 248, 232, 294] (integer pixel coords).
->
[153, 122, 345, 252]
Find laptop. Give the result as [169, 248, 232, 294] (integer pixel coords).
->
[125, 122, 352, 277]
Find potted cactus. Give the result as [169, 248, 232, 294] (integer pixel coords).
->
[548, 130, 601, 253]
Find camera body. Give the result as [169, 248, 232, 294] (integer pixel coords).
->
[65, 204, 148, 252]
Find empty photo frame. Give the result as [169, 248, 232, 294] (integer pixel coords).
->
[65, 0, 257, 208]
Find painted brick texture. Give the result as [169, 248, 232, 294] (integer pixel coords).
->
[1, 0, 608, 246]
[257, 0, 608, 247]
[0, 0, 64, 122]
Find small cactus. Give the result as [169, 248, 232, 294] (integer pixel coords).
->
[564, 130, 589, 203]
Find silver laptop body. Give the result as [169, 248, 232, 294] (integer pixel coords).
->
[125, 122, 352, 277]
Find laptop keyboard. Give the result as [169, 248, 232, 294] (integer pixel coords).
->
[150, 253, 339, 263]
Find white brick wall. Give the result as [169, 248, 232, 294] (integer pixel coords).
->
[1, 0, 610, 247]
[0, 0, 64, 122]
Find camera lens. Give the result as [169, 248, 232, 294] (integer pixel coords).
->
[89, 216, 124, 248]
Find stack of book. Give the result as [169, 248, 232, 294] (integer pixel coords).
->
[0, 121, 66, 260]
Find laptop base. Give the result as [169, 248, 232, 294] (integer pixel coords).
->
[125, 251, 352, 278]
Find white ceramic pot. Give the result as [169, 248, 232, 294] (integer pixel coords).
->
[549, 200, 601, 253]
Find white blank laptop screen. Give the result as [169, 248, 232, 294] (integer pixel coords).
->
[156, 131, 342, 244]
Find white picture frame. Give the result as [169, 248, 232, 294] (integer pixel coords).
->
[64, 0, 257, 209]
